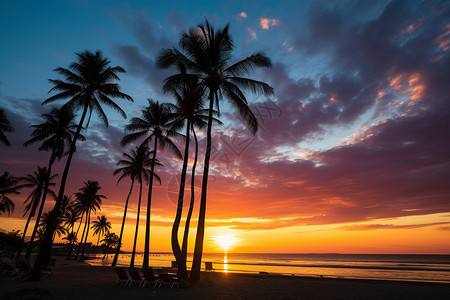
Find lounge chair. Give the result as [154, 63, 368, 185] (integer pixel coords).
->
[13, 259, 32, 280]
[171, 260, 178, 271]
[115, 267, 131, 286]
[141, 268, 160, 288]
[128, 268, 145, 287]
[205, 261, 214, 271]
[157, 273, 179, 289]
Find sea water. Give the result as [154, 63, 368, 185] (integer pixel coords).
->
[87, 252, 450, 283]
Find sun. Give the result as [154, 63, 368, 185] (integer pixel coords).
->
[214, 234, 237, 251]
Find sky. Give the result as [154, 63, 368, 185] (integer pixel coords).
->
[1, 0, 449, 254]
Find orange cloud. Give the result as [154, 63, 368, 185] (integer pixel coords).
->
[436, 23, 450, 51]
[260, 18, 280, 30]
[238, 12, 248, 18]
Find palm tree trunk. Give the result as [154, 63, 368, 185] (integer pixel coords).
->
[30, 104, 89, 280]
[112, 179, 135, 267]
[69, 211, 84, 259]
[182, 126, 198, 259]
[191, 91, 214, 283]
[172, 120, 191, 280]
[80, 209, 91, 262]
[25, 152, 56, 260]
[75, 212, 88, 260]
[17, 210, 34, 258]
[130, 181, 143, 268]
[143, 138, 158, 268]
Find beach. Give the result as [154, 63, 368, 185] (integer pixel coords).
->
[1, 259, 450, 300]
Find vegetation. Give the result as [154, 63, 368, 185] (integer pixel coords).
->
[0, 108, 14, 146]
[121, 99, 181, 268]
[23, 107, 79, 259]
[0, 172, 22, 216]
[158, 20, 273, 282]
[29, 50, 133, 280]
[91, 215, 111, 246]
[3, 20, 272, 285]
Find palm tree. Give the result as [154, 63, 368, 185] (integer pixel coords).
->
[31, 50, 132, 280]
[62, 232, 77, 244]
[39, 211, 68, 240]
[23, 107, 78, 260]
[73, 180, 105, 262]
[101, 232, 119, 260]
[121, 99, 181, 268]
[91, 215, 111, 247]
[0, 108, 14, 146]
[111, 145, 159, 267]
[157, 20, 273, 282]
[165, 82, 221, 279]
[17, 167, 57, 258]
[0, 172, 22, 216]
[62, 206, 81, 258]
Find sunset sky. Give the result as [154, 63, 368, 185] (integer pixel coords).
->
[1, 0, 449, 254]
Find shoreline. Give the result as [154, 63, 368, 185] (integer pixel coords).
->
[1, 259, 450, 299]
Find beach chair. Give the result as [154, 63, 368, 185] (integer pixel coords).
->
[205, 261, 214, 272]
[141, 268, 160, 288]
[171, 260, 178, 271]
[115, 267, 131, 286]
[157, 273, 179, 289]
[128, 268, 145, 287]
[13, 259, 32, 281]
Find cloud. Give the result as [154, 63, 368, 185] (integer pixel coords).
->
[238, 12, 248, 18]
[340, 222, 450, 231]
[260, 18, 280, 30]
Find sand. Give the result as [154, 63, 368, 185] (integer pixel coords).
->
[1, 258, 450, 300]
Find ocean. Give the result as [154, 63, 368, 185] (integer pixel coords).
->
[86, 252, 450, 283]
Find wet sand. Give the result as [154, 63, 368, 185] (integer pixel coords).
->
[1, 258, 450, 300]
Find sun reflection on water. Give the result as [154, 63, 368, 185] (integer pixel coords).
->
[223, 250, 229, 272]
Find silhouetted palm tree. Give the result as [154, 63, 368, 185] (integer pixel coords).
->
[73, 180, 105, 262]
[101, 232, 119, 260]
[0, 172, 22, 216]
[91, 215, 111, 246]
[31, 50, 133, 280]
[0, 108, 14, 146]
[165, 82, 221, 279]
[62, 206, 81, 258]
[39, 211, 68, 240]
[23, 107, 78, 260]
[62, 232, 77, 245]
[121, 99, 181, 268]
[111, 145, 159, 267]
[158, 20, 273, 282]
[17, 167, 57, 258]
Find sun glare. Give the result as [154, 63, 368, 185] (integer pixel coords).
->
[214, 234, 237, 251]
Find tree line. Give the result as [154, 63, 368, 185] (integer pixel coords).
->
[0, 20, 273, 285]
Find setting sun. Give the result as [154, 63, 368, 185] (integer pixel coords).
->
[214, 234, 238, 251]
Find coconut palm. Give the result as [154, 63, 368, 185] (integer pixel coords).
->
[165, 82, 222, 279]
[73, 181, 105, 262]
[157, 20, 273, 282]
[62, 206, 81, 258]
[31, 50, 132, 280]
[121, 99, 181, 268]
[62, 232, 77, 244]
[23, 107, 79, 260]
[0, 108, 14, 146]
[101, 232, 119, 260]
[39, 211, 68, 240]
[17, 167, 57, 258]
[0, 172, 22, 216]
[111, 145, 160, 267]
[91, 215, 111, 247]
